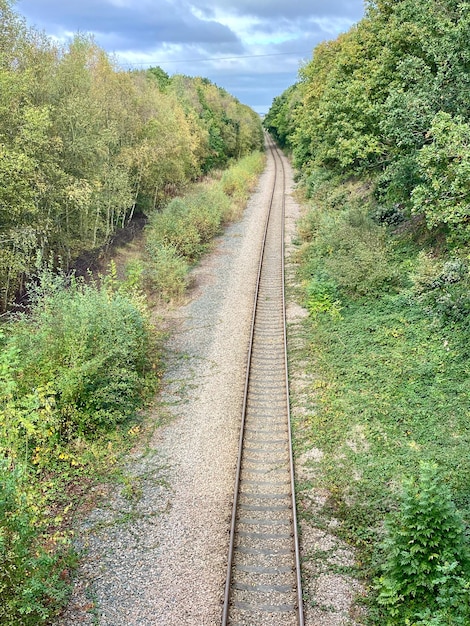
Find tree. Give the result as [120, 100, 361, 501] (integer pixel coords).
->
[0, 2, 263, 310]
[267, 0, 470, 237]
[412, 112, 470, 237]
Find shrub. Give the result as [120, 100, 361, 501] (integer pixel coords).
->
[146, 200, 203, 261]
[0, 461, 70, 625]
[374, 155, 421, 218]
[323, 230, 400, 297]
[144, 243, 189, 301]
[143, 151, 264, 299]
[411, 254, 470, 325]
[10, 269, 152, 440]
[373, 203, 406, 227]
[123, 258, 146, 293]
[305, 207, 400, 297]
[306, 277, 342, 320]
[186, 187, 226, 242]
[220, 167, 244, 198]
[303, 167, 339, 199]
[375, 463, 470, 625]
[220, 152, 265, 219]
[412, 112, 470, 241]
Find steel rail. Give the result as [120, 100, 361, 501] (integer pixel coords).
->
[221, 134, 304, 625]
[221, 132, 279, 625]
[278, 140, 305, 626]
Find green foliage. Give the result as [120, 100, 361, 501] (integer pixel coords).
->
[147, 66, 170, 91]
[412, 112, 470, 238]
[220, 155, 265, 220]
[145, 185, 228, 263]
[306, 278, 342, 320]
[263, 84, 299, 149]
[295, 175, 470, 624]
[143, 152, 264, 300]
[144, 243, 189, 302]
[0, 255, 157, 620]
[374, 155, 421, 219]
[302, 178, 400, 298]
[7, 266, 152, 442]
[375, 463, 470, 625]
[0, 461, 71, 625]
[146, 199, 204, 262]
[167, 74, 263, 174]
[0, 3, 263, 311]
[265, 1, 470, 620]
[410, 254, 470, 326]
[266, 0, 470, 245]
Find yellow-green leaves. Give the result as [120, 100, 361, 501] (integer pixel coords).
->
[0, 6, 263, 311]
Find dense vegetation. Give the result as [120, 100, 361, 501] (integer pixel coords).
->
[143, 152, 265, 300]
[0, 150, 264, 624]
[266, 0, 470, 236]
[0, 1, 264, 622]
[0, 0, 263, 311]
[0, 270, 154, 624]
[265, 0, 470, 622]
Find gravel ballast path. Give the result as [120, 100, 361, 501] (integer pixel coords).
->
[59, 154, 275, 625]
[58, 148, 362, 625]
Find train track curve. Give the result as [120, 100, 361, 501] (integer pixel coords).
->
[222, 135, 304, 625]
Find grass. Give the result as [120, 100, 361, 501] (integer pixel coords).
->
[302, 294, 470, 515]
[294, 172, 470, 622]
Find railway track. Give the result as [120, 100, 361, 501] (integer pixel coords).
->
[222, 136, 304, 625]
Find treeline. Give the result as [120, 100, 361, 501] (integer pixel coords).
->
[265, 0, 470, 243]
[0, 0, 263, 310]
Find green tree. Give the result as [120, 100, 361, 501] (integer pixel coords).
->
[267, 0, 470, 239]
[412, 112, 470, 237]
[0, 1, 263, 310]
[147, 65, 170, 91]
[264, 84, 299, 149]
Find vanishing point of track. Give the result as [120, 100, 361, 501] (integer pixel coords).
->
[222, 136, 304, 625]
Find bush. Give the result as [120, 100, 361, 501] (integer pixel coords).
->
[10, 269, 152, 440]
[144, 243, 189, 301]
[374, 155, 421, 218]
[146, 187, 228, 262]
[306, 277, 342, 320]
[375, 463, 470, 625]
[187, 187, 228, 238]
[412, 113, 470, 241]
[143, 152, 265, 300]
[373, 203, 406, 227]
[305, 207, 400, 297]
[146, 200, 204, 261]
[323, 230, 400, 297]
[411, 254, 470, 325]
[0, 461, 70, 625]
[220, 152, 265, 219]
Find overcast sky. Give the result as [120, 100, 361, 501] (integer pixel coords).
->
[16, 0, 365, 114]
